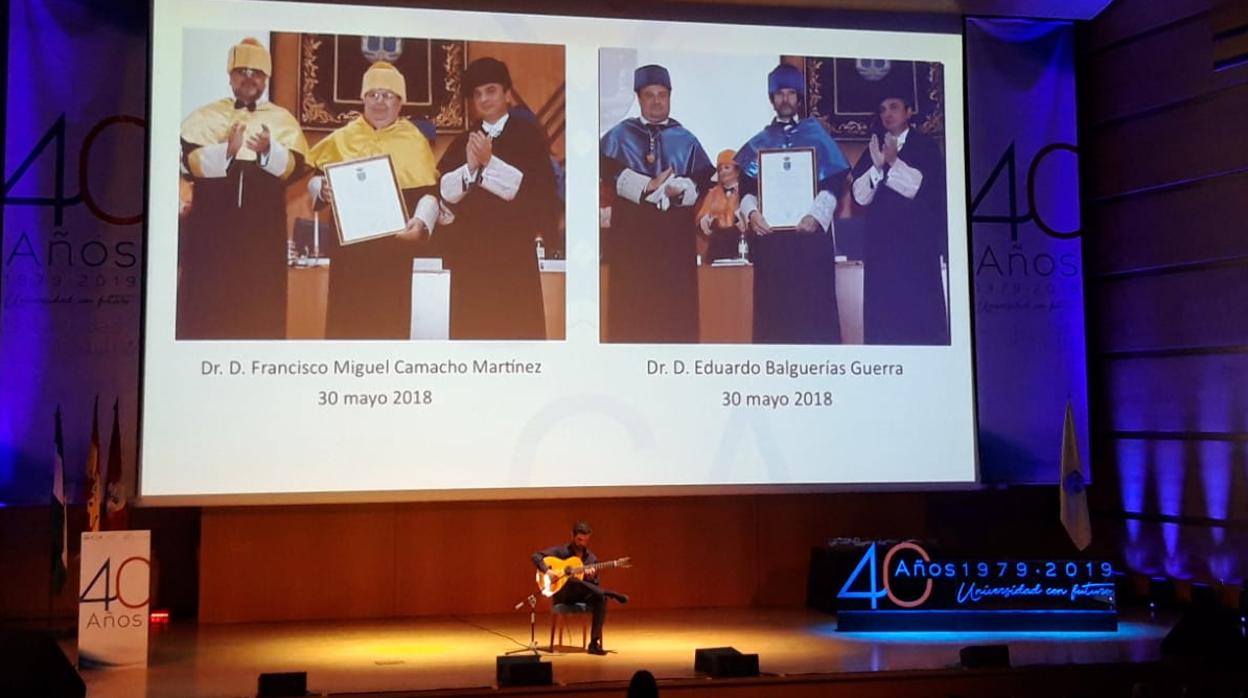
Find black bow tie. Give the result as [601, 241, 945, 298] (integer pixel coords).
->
[233, 100, 256, 112]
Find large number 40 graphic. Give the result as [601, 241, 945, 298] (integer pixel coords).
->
[79, 556, 150, 612]
[837, 542, 934, 610]
[970, 142, 1081, 242]
[837, 543, 889, 609]
[3, 113, 146, 226]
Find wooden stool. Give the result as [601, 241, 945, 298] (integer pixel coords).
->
[549, 602, 590, 650]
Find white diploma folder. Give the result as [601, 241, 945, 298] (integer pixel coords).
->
[324, 154, 408, 245]
[758, 147, 816, 230]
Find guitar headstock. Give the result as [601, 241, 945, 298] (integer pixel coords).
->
[616, 556, 632, 568]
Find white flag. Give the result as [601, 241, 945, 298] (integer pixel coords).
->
[1059, 400, 1091, 550]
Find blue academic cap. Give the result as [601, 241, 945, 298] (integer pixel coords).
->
[633, 64, 671, 92]
[768, 63, 804, 97]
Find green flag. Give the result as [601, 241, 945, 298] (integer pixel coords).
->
[52, 407, 68, 593]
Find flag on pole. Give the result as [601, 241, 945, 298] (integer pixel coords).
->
[85, 396, 102, 532]
[1060, 400, 1092, 551]
[104, 398, 129, 530]
[52, 407, 69, 593]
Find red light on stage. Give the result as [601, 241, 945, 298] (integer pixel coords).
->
[150, 610, 171, 624]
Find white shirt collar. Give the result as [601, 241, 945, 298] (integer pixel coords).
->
[894, 127, 910, 148]
[482, 112, 510, 138]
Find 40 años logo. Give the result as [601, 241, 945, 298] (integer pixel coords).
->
[837, 542, 935, 610]
[79, 554, 150, 629]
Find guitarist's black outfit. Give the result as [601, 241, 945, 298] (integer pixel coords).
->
[532, 543, 629, 654]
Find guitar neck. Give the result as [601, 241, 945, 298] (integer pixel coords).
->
[578, 559, 624, 574]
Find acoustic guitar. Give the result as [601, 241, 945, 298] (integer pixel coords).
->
[536, 556, 632, 597]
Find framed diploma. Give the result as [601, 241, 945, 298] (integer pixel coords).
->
[757, 147, 816, 230]
[324, 154, 409, 245]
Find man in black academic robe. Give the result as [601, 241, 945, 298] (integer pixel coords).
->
[437, 58, 558, 340]
[736, 63, 850, 344]
[600, 64, 713, 343]
[178, 37, 308, 339]
[850, 94, 949, 345]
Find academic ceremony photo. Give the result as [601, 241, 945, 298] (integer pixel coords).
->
[2, 0, 1246, 697]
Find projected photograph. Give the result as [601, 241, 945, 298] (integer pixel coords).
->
[176, 30, 566, 341]
[599, 49, 950, 346]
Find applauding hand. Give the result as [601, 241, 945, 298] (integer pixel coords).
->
[868, 134, 886, 170]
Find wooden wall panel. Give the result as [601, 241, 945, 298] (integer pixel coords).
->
[1093, 266, 1248, 351]
[0, 507, 200, 622]
[271, 32, 299, 114]
[1102, 354, 1248, 433]
[1113, 517, 1248, 580]
[1085, 14, 1212, 124]
[0, 507, 82, 619]
[1087, 83, 1248, 198]
[1112, 439, 1248, 520]
[467, 42, 566, 160]
[1086, 0, 1248, 588]
[1087, 172, 1248, 274]
[197, 489, 1073, 623]
[390, 495, 762, 615]
[1083, 0, 1208, 51]
[199, 505, 398, 623]
[753, 492, 928, 607]
[602, 496, 759, 609]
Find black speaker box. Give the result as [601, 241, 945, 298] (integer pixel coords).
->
[959, 644, 1010, 668]
[694, 646, 760, 677]
[496, 655, 552, 686]
[257, 671, 307, 697]
[0, 630, 85, 698]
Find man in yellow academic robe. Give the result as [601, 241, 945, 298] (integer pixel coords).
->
[307, 61, 442, 339]
[178, 37, 308, 339]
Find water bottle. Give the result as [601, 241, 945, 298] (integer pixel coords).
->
[535, 237, 545, 260]
[737, 234, 749, 260]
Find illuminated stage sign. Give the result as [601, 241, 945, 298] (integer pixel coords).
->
[835, 542, 1117, 631]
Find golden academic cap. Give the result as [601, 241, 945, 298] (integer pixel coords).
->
[361, 61, 407, 103]
[227, 38, 271, 76]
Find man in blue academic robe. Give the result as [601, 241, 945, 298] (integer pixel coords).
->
[735, 63, 850, 344]
[601, 64, 714, 343]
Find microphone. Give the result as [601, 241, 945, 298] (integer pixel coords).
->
[515, 594, 537, 610]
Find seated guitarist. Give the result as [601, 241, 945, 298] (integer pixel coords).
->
[531, 521, 629, 655]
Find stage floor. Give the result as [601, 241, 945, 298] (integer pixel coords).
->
[71, 607, 1172, 697]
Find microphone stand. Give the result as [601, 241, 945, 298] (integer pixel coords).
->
[505, 593, 555, 656]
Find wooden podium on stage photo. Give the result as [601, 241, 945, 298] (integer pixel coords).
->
[601, 260, 864, 344]
[285, 259, 567, 340]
